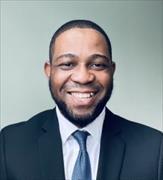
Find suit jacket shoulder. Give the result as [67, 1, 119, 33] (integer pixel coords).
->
[1, 109, 55, 131]
[111, 110, 163, 137]
[0, 108, 65, 180]
[101, 109, 163, 180]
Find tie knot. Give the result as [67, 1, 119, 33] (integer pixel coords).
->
[73, 130, 89, 151]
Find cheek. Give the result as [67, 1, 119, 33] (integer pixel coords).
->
[96, 72, 112, 88]
[50, 71, 70, 93]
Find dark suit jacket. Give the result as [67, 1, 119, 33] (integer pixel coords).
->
[0, 108, 163, 180]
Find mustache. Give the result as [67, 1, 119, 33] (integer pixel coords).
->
[62, 82, 101, 91]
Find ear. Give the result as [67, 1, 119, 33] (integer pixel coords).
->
[111, 61, 116, 75]
[44, 61, 51, 78]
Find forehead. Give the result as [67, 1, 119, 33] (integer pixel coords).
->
[55, 27, 107, 45]
[52, 28, 109, 57]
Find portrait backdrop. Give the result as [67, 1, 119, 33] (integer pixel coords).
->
[1, 0, 163, 131]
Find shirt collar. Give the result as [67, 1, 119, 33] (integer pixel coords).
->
[57, 106, 106, 145]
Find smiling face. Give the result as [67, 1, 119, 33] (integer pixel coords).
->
[45, 28, 115, 127]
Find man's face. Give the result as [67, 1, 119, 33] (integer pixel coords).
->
[45, 28, 115, 127]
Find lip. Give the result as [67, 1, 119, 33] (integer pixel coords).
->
[67, 90, 98, 107]
[67, 89, 98, 94]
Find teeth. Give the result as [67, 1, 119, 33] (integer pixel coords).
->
[71, 92, 95, 98]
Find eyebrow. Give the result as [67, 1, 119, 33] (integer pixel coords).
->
[55, 53, 77, 61]
[88, 54, 111, 62]
[55, 53, 111, 62]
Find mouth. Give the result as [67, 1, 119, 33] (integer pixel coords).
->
[67, 91, 98, 106]
[69, 92, 96, 99]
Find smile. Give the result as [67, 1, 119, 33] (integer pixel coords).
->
[67, 91, 97, 107]
[70, 92, 95, 99]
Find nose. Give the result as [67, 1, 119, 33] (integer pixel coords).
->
[70, 65, 95, 84]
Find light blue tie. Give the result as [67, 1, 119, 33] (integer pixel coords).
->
[72, 130, 92, 180]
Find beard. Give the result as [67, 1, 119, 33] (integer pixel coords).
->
[49, 80, 113, 128]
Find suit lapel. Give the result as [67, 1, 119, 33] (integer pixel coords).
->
[38, 109, 65, 180]
[97, 109, 125, 180]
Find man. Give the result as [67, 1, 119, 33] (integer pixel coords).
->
[0, 20, 162, 180]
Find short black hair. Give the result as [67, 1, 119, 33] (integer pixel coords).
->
[49, 19, 112, 63]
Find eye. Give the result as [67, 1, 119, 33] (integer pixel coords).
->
[90, 63, 108, 70]
[58, 62, 75, 70]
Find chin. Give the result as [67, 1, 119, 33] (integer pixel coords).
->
[60, 105, 96, 127]
[70, 106, 94, 115]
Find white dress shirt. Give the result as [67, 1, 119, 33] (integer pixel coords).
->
[56, 106, 106, 180]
